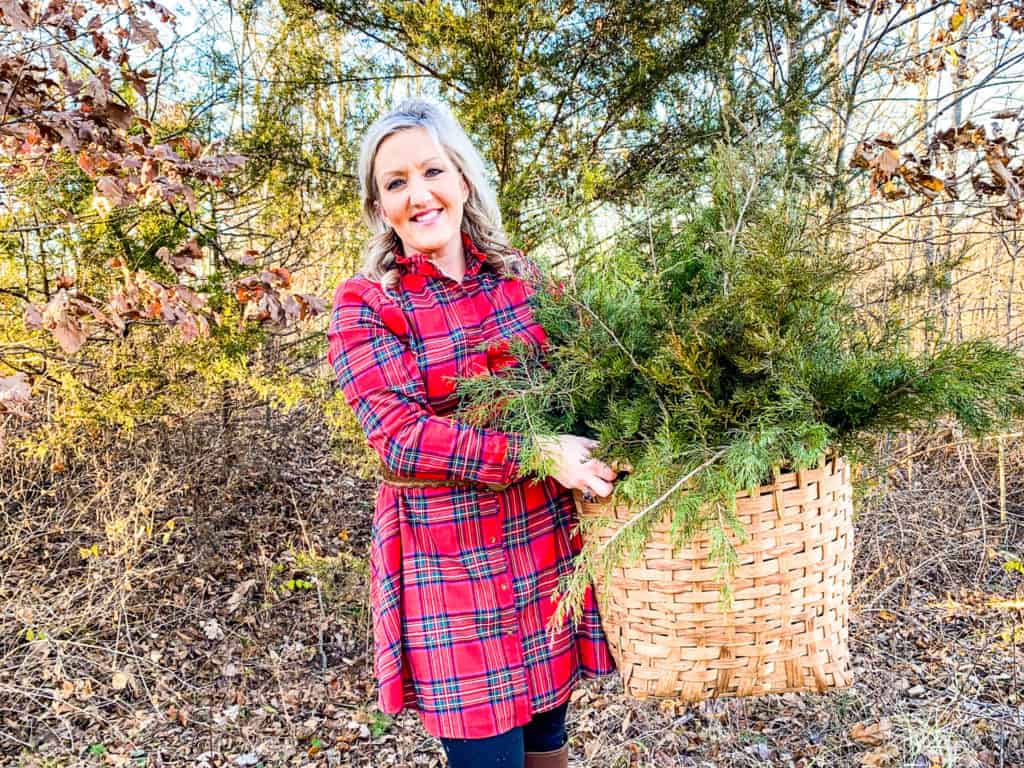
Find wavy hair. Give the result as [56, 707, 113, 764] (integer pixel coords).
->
[357, 98, 524, 288]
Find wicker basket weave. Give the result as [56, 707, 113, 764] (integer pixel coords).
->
[574, 455, 854, 701]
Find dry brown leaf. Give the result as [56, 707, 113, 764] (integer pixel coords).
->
[111, 671, 129, 691]
[95, 175, 125, 206]
[850, 718, 893, 746]
[52, 315, 87, 354]
[862, 744, 899, 767]
[876, 148, 900, 174]
[226, 578, 257, 614]
[977, 750, 998, 766]
[74, 678, 94, 700]
[0, 0, 32, 30]
[0, 373, 31, 417]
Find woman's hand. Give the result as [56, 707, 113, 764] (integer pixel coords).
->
[537, 435, 618, 499]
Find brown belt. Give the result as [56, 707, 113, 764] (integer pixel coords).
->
[379, 464, 510, 493]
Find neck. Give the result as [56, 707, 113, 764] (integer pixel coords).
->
[427, 238, 466, 283]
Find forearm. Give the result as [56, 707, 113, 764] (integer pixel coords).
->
[365, 391, 524, 486]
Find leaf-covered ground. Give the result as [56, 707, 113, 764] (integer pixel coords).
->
[2, 415, 1021, 767]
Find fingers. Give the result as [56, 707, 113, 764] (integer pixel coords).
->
[580, 457, 616, 481]
[579, 460, 615, 500]
[586, 476, 615, 499]
[576, 438, 598, 464]
[557, 435, 624, 500]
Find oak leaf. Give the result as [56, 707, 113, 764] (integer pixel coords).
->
[129, 16, 161, 48]
[263, 266, 291, 288]
[95, 175, 124, 206]
[876, 148, 900, 175]
[23, 303, 44, 329]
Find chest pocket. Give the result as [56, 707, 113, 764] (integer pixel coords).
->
[415, 327, 474, 412]
[408, 295, 487, 414]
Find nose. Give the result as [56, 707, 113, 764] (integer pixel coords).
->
[407, 177, 433, 207]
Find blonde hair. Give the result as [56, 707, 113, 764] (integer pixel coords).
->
[357, 98, 524, 288]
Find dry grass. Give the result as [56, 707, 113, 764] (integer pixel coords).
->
[0, 406, 374, 765]
[0, 412, 1021, 767]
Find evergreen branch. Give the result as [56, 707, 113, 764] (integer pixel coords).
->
[726, 168, 759, 261]
[596, 447, 728, 557]
[562, 292, 648, 377]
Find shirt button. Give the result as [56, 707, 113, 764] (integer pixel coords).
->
[500, 582, 508, 591]
[489, 536, 497, 544]
[506, 627, 516, 636]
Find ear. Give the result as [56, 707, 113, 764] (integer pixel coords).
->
[375, 200, 390, 226]
[459, 174, 470, 203]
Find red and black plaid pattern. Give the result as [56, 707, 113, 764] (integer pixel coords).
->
[327, 235, 615, 739]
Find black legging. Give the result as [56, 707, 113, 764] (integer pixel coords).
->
[439, 701, 568, 767]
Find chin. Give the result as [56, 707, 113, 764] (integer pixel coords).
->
[407, 232, 460, 254]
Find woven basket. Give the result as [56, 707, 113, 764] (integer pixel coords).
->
[574, 455, 854, 701]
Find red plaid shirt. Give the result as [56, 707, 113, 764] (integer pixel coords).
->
[326, 234, 614, 739]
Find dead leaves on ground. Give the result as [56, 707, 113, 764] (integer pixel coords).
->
[850, 717, 894, 747]
[851, 719, 898, 767]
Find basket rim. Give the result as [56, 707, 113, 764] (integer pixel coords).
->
[574, 452, 846, 514]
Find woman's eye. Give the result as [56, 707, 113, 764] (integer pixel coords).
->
[386, 179, 404, 191]
[425, 168, 443, 177]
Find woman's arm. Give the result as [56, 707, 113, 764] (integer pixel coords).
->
[327, 277, 523, 486]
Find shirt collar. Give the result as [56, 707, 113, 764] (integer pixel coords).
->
[393, 232, 488, 280]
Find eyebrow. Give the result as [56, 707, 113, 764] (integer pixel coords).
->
[378, 155, 445, 179]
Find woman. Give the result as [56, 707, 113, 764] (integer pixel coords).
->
[326, 98, 617, 768]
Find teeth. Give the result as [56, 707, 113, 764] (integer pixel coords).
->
[414, 209, 441, 223]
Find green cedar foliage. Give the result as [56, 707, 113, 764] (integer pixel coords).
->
[456, 145, 1024, 622]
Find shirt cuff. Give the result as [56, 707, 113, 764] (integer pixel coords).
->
[499, 432, 526, 486]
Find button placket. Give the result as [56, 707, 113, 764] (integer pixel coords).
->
[479, 494, 502, 548]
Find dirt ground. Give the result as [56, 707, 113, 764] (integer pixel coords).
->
[1, 411, 1021, 767]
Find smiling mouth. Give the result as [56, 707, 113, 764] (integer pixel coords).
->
[411, 209, 442, 224]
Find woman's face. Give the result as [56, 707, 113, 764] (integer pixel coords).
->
[374, 126, 469, 261]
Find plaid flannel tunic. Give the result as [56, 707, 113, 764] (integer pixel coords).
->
[326, 235, 615, 739]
